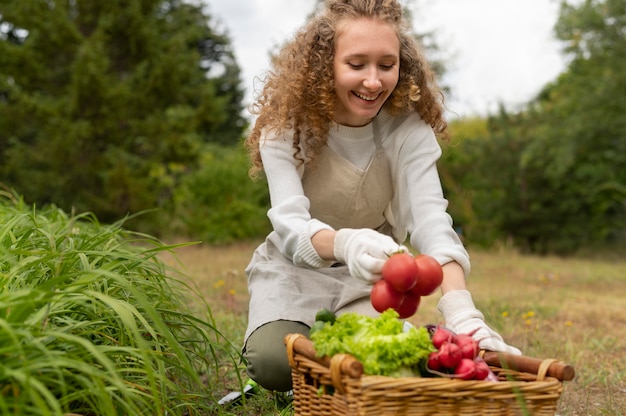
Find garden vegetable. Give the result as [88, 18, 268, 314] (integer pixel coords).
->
[370, 279, 405, 313]
[425, 325, 499, 381]
[456, 333, 480, 360]
[310, 308, 337, 336]
[427, 351, 442, 372]
[394, 291, 421, 318]
[454, 358, 477, 380]
[382, 252, 418, 291]
[437, 341, 462, 369]
[412, 254, 444, 296]
[315, 308, 337, 324]
[310, 309, 435, 377]
[431, 325, 457, 349]
[309, 320, 326, 336]
[370, 253, 443, 319]
[474, 357, 491, 380]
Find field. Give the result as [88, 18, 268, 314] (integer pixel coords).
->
[163, 240, 626, 415]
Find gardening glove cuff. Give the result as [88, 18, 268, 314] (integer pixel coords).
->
[333, 228, 407, 284]
[438, 290, 522, 355]
[293, 220, 335, 269]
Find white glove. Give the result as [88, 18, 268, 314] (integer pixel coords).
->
[333, 228, 406, 284]
[438, 290, 522, 355]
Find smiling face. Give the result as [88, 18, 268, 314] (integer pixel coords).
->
[332, 17, 400, 127]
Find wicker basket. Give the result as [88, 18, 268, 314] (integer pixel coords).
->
[285, 333, 574, 416]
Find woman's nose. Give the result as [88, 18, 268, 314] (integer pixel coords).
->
[363, 68, 382, 90]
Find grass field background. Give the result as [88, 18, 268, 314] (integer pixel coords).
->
[162, 240, 626, 415]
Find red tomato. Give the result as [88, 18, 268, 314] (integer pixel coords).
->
[412, 254, 443, 296]
[370, 279, 405, 313]
[395, 293, 421, 319]
[381, 252, 418, 292]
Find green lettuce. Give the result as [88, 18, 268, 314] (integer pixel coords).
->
[310, 309, 435, 377]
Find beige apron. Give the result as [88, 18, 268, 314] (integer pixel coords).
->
[244, 120, 394, 342]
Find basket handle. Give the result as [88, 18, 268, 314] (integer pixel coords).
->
[284, 333, 364, 378]
[330, 353, 350, 394]
[481, 351, 575, 381]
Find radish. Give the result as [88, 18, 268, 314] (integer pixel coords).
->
[474, 358, 490, 380]
[427, 351, 441, 372]
[437, 341, 462, 369]
[474, 356, 500, 382]
[454, 358, 477, 380]
[431, 325, 456, 349]
[456, 333, 480, 360]
[485, 368, 500, 382]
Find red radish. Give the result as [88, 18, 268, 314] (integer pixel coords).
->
[454, 358, 477, 380]
[431, 325, 457, 349]
[427, 351, 441, 372]
[474, 356, 500, 382]
[395, 293, 421, 319]
[485, 367, 500, 382]
[382, 252, 418, 292]
[474, 358, 490, 380]
[437, 341, 462, 369]
[456, 333, 480, 360]
[370, 279, 405, 313]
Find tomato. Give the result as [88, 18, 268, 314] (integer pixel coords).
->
[395, 293, 421, 319]
[381, 252, 418, 292]
[370, 279, 405, 313]
[412, 254, 443, 296]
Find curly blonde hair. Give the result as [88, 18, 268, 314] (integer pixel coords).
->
[245, 0, 448, 178]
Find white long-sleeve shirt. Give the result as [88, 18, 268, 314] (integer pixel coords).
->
[260, 110, 470, 276]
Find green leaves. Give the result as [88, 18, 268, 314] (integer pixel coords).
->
[0, 192, 230, 414]
[310, 310, 434, 377]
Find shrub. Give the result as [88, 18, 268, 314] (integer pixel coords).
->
[173, 144, 271, 244]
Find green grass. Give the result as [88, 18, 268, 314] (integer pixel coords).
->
[3, 187, 624, 415]
[0, 191, 241, 415]
[173, 241, 626, 416]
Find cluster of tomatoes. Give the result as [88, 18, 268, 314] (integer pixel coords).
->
[426, 325, 497, 381]
[370, 252, 443, 319]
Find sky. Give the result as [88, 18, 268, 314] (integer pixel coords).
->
[206, 0, 567, 119]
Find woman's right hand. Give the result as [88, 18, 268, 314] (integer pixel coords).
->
[333, 228, 407, 283]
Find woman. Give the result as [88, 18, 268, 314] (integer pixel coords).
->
[242, 0, 521, 392]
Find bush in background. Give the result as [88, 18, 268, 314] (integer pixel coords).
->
[173, 144, 271, 244]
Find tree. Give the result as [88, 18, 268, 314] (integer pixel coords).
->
[440, 0, 626, 253]
[0, 0, 247, 227]
[517, 0, 626, 251]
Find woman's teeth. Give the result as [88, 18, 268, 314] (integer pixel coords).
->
[354, 92, 378, 101]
